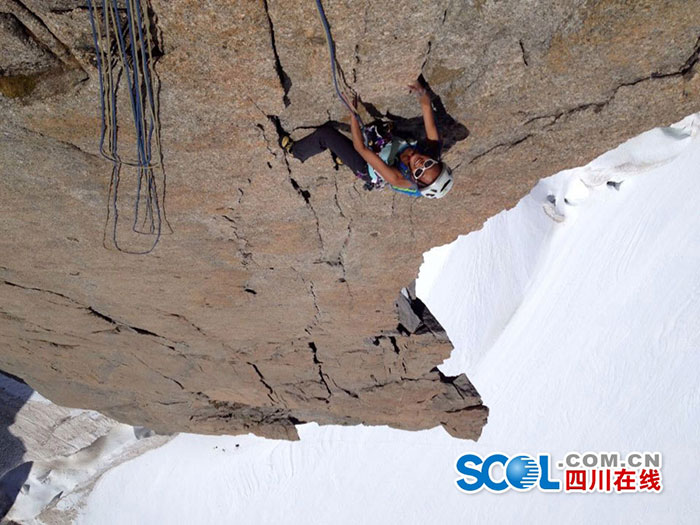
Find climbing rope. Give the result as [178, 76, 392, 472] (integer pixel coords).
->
[314, 0, 365, 129]
[86, 0, 170, 254]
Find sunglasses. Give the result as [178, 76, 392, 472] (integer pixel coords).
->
[413, 158, 438, 179]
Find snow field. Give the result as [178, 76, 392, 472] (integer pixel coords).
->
[79, 114, 700, 524]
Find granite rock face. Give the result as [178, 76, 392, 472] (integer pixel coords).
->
[1, 0, 699, 440]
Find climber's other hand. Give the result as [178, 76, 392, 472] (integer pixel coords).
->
[407, 81, 426, 98]
[341, 92, 359, 111]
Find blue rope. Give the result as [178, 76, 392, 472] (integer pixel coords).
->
[86, 0, 106, 155]
[123, 0, 154, 232]
[314, 0, 364, 128]
[121, 0, 146, 231]
[135, 1, 156, 167]
[135, 0, 162, 237]
[103, 0, 119, 163]
[86, 0, 164, 254]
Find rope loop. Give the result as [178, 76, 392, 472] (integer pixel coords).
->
[87, 0, 170, 254]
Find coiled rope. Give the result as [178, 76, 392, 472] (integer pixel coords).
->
[87, 0, 170, 254]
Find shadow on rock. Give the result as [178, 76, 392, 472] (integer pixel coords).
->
[0, 461, 33, 520]
[0, 371, 32, 520]
[364, 74, 470, 153]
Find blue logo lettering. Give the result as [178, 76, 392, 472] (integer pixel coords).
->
[455, 454, 484, 492]
[456, 453, 562, 493]
[538, 454, 561, 491]
[505, 455, 540, 491]
[482, 454, 508, 492]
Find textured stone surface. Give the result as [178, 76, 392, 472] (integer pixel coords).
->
[0, 12, 59, 76]
[1, 0, 699, 441]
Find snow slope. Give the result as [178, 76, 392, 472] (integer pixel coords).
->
[0, 373, 169, 524]
[78, 114, 700, 524]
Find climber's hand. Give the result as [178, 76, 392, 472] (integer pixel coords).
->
[408, 81, 429, 103]
[341, 92, 359, 112]
[407, 81, 425, 96]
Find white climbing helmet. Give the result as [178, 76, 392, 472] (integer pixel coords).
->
[420, 163, 454, 199]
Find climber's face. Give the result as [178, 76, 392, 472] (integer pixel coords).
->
[402, 149, 441, 187]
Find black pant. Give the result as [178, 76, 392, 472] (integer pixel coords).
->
[290, 123, 367, 175]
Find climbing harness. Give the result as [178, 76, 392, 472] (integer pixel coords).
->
[353, 121, 393, 190]
[86, 0, 170, 254]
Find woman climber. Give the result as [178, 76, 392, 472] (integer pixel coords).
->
[280, 81, 454, 199]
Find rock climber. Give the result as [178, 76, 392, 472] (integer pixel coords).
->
[280, 80, 454, 199]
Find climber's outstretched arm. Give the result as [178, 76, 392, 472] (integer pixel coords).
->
[342, 94, 413, 189]
[408, 81, 439, 142]
[347, 111, 413, 189]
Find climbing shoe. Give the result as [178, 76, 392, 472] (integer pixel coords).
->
[280, 135, 294, 154]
